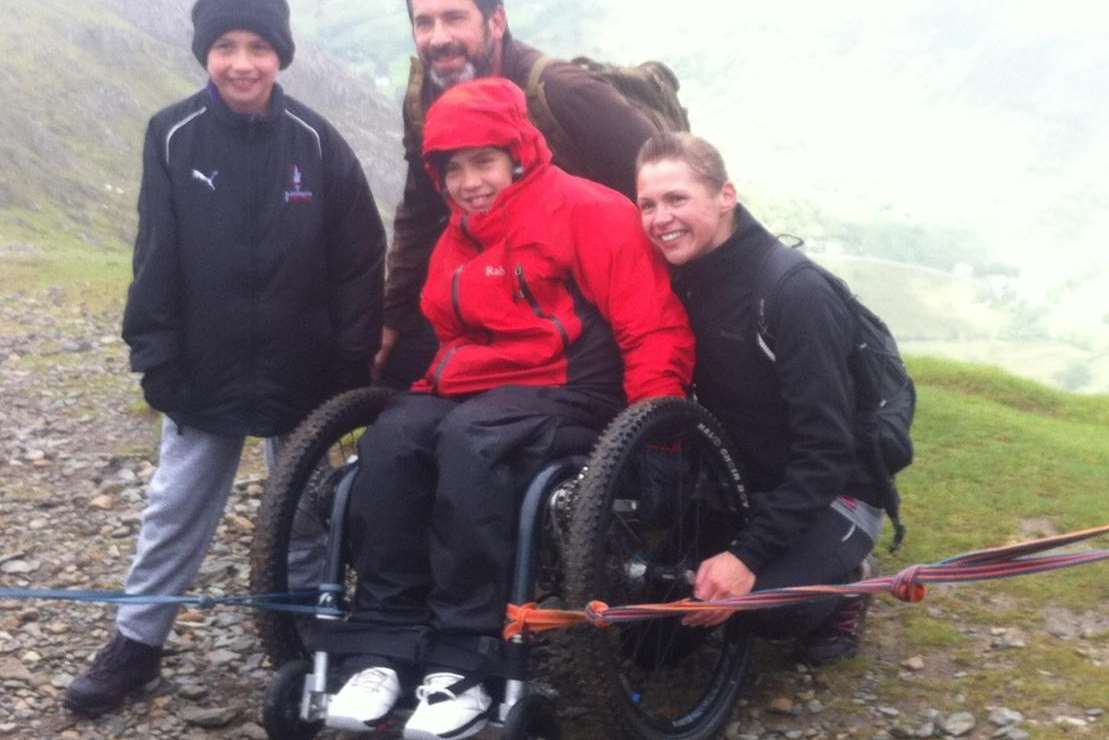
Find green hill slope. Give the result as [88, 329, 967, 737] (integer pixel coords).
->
[0, 0, 402, 308]
[901, 357, 1109, 562]
[837, 357, 1109, 723]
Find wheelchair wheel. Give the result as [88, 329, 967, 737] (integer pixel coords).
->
[502, 694, 561, 740]
[564, 398, 753, 740]
[262, 659, 322, 740]
[250, 387, 394, 666]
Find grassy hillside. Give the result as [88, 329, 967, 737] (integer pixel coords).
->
[846, 357, 1109, 725]
[0, 0, 403, 310]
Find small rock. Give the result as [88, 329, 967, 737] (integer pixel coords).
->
[238, 723, 268, 740]
[769, 696, 795, 715]
[914, 721, 935, 738]
[181, 706, 238, 728]
[879, 706, 901, 718]
[989, 707, 1024, 726]
[902, 656, 925, 671]
[205, 649, 239, 666]
[227, 514, 254, 532]
[0, 658, 33, 683]
[0, 560, 35, 575]
[1054, 716, 1087, 728]
[178, 684, 210, 701]
[50, 673, 74, 689]
[90, 494, 115, 510]
[943, 712, 976, 737]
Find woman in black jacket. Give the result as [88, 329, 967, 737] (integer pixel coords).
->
[635, 132, 883, 664]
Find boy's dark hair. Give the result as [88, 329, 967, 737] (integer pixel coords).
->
[191, 0, 295, 69]
[405, 0, 503, 22]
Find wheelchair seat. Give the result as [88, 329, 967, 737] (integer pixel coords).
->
[250, 388, 753, 740]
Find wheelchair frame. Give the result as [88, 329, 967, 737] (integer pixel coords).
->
[251, 388, 753, 740]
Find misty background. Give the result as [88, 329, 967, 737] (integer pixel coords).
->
[2, 0, 1107, 391]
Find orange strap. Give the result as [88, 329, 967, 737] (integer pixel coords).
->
[503, 523, 1108, 639]
[504, 602, 590, 639]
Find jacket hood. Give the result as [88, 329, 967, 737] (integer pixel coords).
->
[421, 78, 552, 192]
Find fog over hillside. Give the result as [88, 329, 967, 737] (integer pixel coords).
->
[293, 0, 1109, 392]
[1, 0, 1105, 391]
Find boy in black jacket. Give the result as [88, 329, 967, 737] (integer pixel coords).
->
[65, 0, 385, 717]
[635, 132, 882, 665]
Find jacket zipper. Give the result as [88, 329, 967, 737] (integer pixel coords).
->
[247, 118, 259, 426]
[431, 346, 458, 394]
[516, 265, 570, 349]
[451, 264, 465, 327]
[426, 265, 467, 393]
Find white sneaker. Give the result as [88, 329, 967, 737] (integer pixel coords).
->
[326, 666, 401, 731]
[402, 672, 492, 740]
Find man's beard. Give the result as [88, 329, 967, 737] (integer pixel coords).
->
[425, 33, 496, 91]
[428, 56, 478, 90]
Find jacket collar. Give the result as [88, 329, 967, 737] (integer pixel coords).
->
[673, 204, 776, 287]
[206, 81, 287, 128]
[498, 33, 541, 87]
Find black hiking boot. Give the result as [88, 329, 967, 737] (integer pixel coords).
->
[64, 632, 162, 716]
[801, 554, 879, 665]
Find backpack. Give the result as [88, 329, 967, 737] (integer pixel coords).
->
[756, 240, 916, 551]
[402, 54, 690, 171]
[523, 55, 690, 175]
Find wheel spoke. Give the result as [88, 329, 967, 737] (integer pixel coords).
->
[565, 398, 752, 737]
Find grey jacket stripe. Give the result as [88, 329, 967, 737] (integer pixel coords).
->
[164, 107, 208, 163]
[285, 110, 323, 160]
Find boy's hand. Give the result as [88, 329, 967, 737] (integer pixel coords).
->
[141, 362, 189, 413]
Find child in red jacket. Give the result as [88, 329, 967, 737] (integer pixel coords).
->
[328, 78, 694, 739]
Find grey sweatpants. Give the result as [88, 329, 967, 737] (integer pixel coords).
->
[116, 416, 280, 647]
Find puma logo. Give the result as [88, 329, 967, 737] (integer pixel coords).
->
[191, 169, 219, 191]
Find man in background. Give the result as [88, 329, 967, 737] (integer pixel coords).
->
[375, 0, 665, 385]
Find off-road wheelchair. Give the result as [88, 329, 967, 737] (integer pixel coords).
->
[249, 387, 753, 740]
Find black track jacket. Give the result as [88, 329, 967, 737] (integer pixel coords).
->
[123, 83, 385, 438]
[671, 205, 883, 574]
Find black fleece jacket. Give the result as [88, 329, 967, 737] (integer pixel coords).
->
[671, 205, 882, 574]
[122, 83, 385, 437]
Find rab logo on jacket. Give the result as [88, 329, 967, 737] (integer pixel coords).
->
[284, 165, 313, 204]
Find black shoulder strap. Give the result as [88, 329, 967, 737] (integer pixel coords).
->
[755, 242, 811, 362]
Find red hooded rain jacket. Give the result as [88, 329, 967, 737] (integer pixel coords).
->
[414, 78, 694, 402]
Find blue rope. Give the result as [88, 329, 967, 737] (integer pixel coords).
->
[0, 588, 342, 617]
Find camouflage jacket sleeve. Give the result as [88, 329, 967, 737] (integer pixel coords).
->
[383, 116, 450, 334]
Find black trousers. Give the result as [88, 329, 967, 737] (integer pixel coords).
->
[345, 385, 621, 672]
[737, 504, 875, 639]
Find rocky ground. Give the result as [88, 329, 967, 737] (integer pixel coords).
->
[0, 289, 1104, 740]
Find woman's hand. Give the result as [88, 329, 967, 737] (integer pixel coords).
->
[683, 551, 756, 628]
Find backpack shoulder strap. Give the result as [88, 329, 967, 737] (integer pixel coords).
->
[524, 55, 584, 172]
[755, 242, 811, 362]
